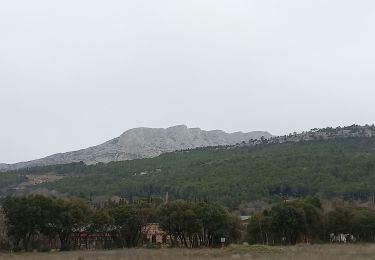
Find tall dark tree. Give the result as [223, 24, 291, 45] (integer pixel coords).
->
[110, 203, 152, 247]
[158, 201, 240, 247]
[247, 198, 323, 245]
[57, 198, 92, 250]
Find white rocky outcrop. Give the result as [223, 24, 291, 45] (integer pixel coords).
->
[0, 125, 271, 171]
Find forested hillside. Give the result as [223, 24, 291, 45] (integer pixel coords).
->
[4, 137, 375, 207]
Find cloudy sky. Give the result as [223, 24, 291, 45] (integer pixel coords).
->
[1, 0, 374, 163]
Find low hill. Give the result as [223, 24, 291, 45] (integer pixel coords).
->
[5, 135, 375, 207]
[0, 125, 271, 171]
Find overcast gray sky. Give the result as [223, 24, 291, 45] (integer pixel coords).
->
[1, 0, 375, 163]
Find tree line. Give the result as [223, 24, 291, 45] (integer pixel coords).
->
[247, 197, 375, 245]
[3, 195, 375, 252]
[0, 195, 241, 252]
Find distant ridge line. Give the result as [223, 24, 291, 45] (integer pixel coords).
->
[0, 125, 271, 171]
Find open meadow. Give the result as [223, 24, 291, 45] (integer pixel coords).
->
[1, 244, 375, 260]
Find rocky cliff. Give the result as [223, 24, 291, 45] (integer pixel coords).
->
[0, 125, 271, 171]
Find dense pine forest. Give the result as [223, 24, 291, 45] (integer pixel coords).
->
[3, 137, 375, 208]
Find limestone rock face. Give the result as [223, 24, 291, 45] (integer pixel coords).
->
[0, 125, 271, 171]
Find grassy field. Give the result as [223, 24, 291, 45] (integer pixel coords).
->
[1, 244, 375, 260]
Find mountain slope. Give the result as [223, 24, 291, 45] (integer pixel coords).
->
[0, 125, 271, 171]
[11, 136, 375, 207]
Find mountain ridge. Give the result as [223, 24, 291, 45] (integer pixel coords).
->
[0, 125, 271, 171]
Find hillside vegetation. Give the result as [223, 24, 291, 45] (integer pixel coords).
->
[4, 137, 375, 207]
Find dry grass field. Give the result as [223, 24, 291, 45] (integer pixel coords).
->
[1, 244, 375, 260]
